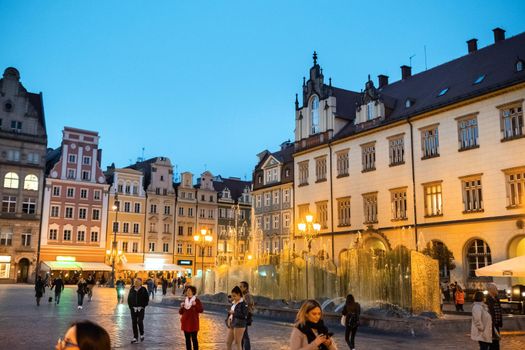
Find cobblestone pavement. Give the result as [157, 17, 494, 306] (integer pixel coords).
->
[0, 285, 524, 349]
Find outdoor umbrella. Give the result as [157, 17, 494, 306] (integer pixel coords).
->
[475, 255, 525, 277]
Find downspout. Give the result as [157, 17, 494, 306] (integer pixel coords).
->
[35, 177, 47, 281]
[408, 119, 419, 251]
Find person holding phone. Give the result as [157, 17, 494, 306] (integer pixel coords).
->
[290, 299, 337, 350]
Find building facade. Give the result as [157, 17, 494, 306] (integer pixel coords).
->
[292, 29, 525, 288]
[174, 171, 198, 275]
[40, 127, 109, 269]
[252, 141, 294, 261]
[214, 175, 252, 264]
[0, 67, 47, 283]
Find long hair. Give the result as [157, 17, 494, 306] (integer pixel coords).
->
[345, 294, 358, 313]
[295, 299, 322, 326]
[73, 320, 111, 350]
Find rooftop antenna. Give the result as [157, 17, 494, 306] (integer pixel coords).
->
[424, 45, 428, 70]
[409, 54, 416, 67]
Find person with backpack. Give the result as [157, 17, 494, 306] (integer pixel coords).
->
[342, 294, 360, 350]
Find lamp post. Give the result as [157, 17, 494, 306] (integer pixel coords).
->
[109, 194, 119, 288]
[297, 214, 321, 299]
[194, 228, 213, 293]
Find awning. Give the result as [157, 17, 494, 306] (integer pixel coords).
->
[42, 261, 112, 272]
[121, 263, 186, 272]
[475, 255, 525, 277]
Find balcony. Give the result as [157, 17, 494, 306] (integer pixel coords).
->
[294, 131, 332, 153]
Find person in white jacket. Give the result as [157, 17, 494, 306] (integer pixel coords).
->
[471, 291, 492, 350]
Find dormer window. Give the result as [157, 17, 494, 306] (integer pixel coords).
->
[517, 59, 524, 72]
[473, 74, 485, 84]
[310, 96, 320, 134]
[367, 102, 375, 121]
[438, 88, 449, 97]
[405, 99, 414, 108]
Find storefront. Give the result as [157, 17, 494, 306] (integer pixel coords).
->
[0, 255, 11, 280]
[41, 256, 112, 284]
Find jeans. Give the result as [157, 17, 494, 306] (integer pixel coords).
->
[479, 341, 491, 350]
[184, 331, 198, 350]
[242, 326, 250, 350]
[148, 289, 154, 299]
[345, 326, 358, 349]
[55, 292, 61, 304]
[130, 308, 145, 339]
[77, 293, 85, 306]
[489, 338, 500, 350]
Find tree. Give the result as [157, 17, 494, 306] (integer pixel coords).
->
[422, 241, 456, 279]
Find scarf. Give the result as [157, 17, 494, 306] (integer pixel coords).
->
[184, 296, 196, 310]
[297, 320, 329, 350]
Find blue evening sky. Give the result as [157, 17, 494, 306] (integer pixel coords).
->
[1, 1, 524, 181]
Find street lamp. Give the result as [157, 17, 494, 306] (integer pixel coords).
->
[194, 228, 213, 293]
[297, 214, 321, 299]
[109, 194, 119, 288]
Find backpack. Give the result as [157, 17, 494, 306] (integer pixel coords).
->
[347, 311, 359, 328]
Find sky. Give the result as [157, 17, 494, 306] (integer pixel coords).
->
[1, 1, 524, 182]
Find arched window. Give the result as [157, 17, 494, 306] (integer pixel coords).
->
[467, 239, 492, 277]
[23, 174, 38, 191]
[310, 96, 320, 134]
[4, 172, 19, 188]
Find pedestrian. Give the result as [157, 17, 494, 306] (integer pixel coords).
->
[179, 285, 203, 350]
[86, 274, 96, 301]
[455, 285, 465, 312]
[239, 281, 254, 350]
[162, 277, 168, 296]
[35, 276, 45, 306]
[76, 277, 88, 309]
[51, 274, 65, 305]
[445, 284, 451, 302]
[451, 282, 458, 305]
[290, 299, 337, 350]
[440, 288, 445, 311]
[226, 286, 249, 350]
[153, 277, 158, 294]
[342, 294, 360, 350]
[116, 276, 125, 303]
[471, 291, 492, 350]
[146, 277, 155, 300]
[55, 320, 111, 350]
[128, 277, 149, 344]
[486, 283, 503, 350]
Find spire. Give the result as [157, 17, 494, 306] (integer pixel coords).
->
[329, 77, 332, 86]
[368, 74, 371, 81]
[295, 94, 299, 110]
[303, 77, 306, 86]
[313, 51, 318, 65]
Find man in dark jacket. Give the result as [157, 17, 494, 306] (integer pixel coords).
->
[486, 283, 502, 350]
[128, 277, 149, 344]
[51, 275, 65, 305]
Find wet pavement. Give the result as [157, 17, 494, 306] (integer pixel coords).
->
[0, 284, 524, 349]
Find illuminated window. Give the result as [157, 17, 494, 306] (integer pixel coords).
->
[4, 172, 19, 188]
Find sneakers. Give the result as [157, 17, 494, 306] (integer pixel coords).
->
[140, 335, 144, 342]
[77, 306, 83, 309]
[131, 338, 138, 344]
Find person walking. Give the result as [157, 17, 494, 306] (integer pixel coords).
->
[35, 276, 45, 306]
[55, 320, 111, 350]
[486, 283, 503, 350]
[290, 299, 337, 350]
[226, 286, 249, 350]
[116, 276, 125, 303]
[471, 291, 492, 350]
[77, 277, 88, 309]
[179, 285, 203, 350]
[86, 274, 96, 301]
[146, 277, 155, 300]
[342, 294, 360, 350]
[128, 278, 149, 344]
[51, 275, 65, 305]
[162, 277, 168, 296]
[455, 285, 465, 312]
[240, 281, 254, 350]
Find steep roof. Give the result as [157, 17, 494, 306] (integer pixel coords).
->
[213, 176, 252, 203]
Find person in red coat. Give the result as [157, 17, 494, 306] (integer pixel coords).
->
[179, 285, 203, 350]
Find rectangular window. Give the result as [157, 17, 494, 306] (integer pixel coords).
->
[149, 222, 156, 232]
[63, 230, 72, 241]
[272, 214, 280, 229]
[7, 149, 20, 161]
[163, 243, 169, 253]
[461, 176, 483, 213]
[298, 161, 309, 186]
[27, 152, 40, 164]
[337, 197, 351, 227]
[65, 207, 74, 219]
[122, 241, 128, 253]
[207, 246, 212, 257]
[188, 208, 193, 217]
[423, 182, 443, 216]
[77, 230, 85, 242]
[272, 191, 279, 205]
[208, 209, 214, 219]
[113, 222, 119, 232]
[315, 156, 327, 182]
[186, 244, 193, 255]
[78, 208, 87, 219]
[21, 233, 31, 246]
[134, 203, 141, 213]
[390, 188, 408, 220]
[256, 195, 262, 208]
[49, 229, 58, 240]
[362, 192, 378, 224]
[149, 242, 155, 252]
[83, 156, 91, 165]
[178, 226, 184, 236]
[298, 204, 310, 222]
[457, 115, 479, 150]
[177, 243, 183, 254]
[283, 190, 290, 204]
[336, 150, 349, 177]
[93, 190, 101, 200]
[263, 216, 270, 230]
[164, 223, 170, 233]
[81, 171, 90, 181]
[68, 154, 76, 163]
[421, 125, 440, 158]
[150, 204, 157, 213]
[92, 209, 100, 220]
[0, 261, 10, 278]
[53, 186, 61, 196]
[132, 242, 138, 253]
[283, 212, 291, 228]
[133, 223, 140, 234]
[2, 196, 16, 213]
[199, 209, 205, 218]
[51, 206, 60, 217]
[123, 223, 129, 233]
[361, 142, 376, 172]
[67, 169, 75, 179]
[504, 167, 525, 208]
[90, 231, 98, 242]
[0, 232, 13, 245]
[500, 102, 523, 140]
[66, 188, 75, 198]
[264, 193, 271, 206]
[164, 206, 171, 215]
[388, 135, 405, 166]
[265, 167, 278, 184]
[10, 120, 22, 132]
[123, 202, 130, 212]
[316, 201, 328, 229]
[178, 207, 184, 216]
[22, 198, 36, 214]
[80, 189, 88, 199]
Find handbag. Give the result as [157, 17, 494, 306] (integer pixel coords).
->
[340, 315, 346, 326]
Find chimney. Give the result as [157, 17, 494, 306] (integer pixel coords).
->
[467, 38, 478, 53]
[493, 27, 506, 43]
[378, 74, 389, 88]
[400, 65, 411, 80]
